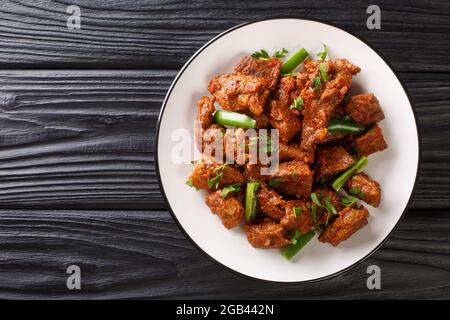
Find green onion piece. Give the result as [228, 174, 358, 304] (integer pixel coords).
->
[332, 156, 368, 191]
[310, 204, 317, 221]
[341, 196, 358, 207]
[220, 183, 242, 198]
[289, 97, 304, 111]
[319, 63, 329, 82]
[207, 164, 227, 189]
[328, 118, 365, 134]
[316, 44, 328, 61]
[313, 76, 321, 92]
[293, 207, 303, 218]
[245, 182, 260, 221]
[280, 48, 309, 74]
[282, 230, 315, 260]
[324, 196, 337, 215]
[214, 110, 256, 129]
[268, 178, 282, 187]
[186, 180, 193, 187]
[273, 48, 288, 58]
[349, 186, 361, 195]
[310, 193, 323, 207]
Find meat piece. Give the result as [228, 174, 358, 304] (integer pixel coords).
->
[257, 184, 286, 221]
[268, 76, 302, 142]
[245, 219, 290, 248]
[205, 190, 244, 229]
[200, 124, 225, 161]
[300, 59, 361, 162]
[223, 128, 249, 165]
[319, 206, 369, 246]
[345, 172, 381, 207]
[208, 73, 271, 116]
[270, 160, 314, 197]
[243, 163, 267, 182]
[279, 143, 306, 161]
[280, 200, 314, 233]
[316, 146, 355, 181]
[345, 93, 385, 125]
[189, 158, 245, 190]
[194, 96, 218, 151]
[351, 124, 387, 157]
[234, 56, 282, 90]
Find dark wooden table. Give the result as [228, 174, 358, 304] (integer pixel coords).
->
[0, 0, 449, 299]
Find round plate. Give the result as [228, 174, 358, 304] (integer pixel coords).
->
[156, 18, 420, 282]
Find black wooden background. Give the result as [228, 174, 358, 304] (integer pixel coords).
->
[0, 0, 449, 299]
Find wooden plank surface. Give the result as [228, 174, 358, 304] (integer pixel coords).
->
[0, 0, 448, 71]
[0, 208, 448, 299]
[0, 70, 448, 209]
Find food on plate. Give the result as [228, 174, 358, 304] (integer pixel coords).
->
[186, 45, 388, 259]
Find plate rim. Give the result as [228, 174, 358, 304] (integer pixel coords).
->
[154, 17, 422, 283]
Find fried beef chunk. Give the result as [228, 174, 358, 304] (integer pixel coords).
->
[270, 160, 314, 197]
[280, 200, 314, 233]
[268, 76, 303, 142]
[319, 206, 369, 246]
[205, 190, 244, 229]
[351, 124, 387, 157]
[189, 158, 245, 190]
[300, 59, 361, 162]
[245, 219, 290, 248]
[279, 143, 306, 161]
[194, 96, 218, 151]
[345, 172, 381, 207]
[316, 146, 355, 181]
[345, 93, 384, 125]
[314, 186, 345, 213]
[234, 56, 282, 91]
[257, 184, 286, 221]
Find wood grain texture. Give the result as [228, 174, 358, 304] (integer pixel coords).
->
[0, 70, 448, 209]
[0, 208, 448, 299]
[0, 0, 448, 71]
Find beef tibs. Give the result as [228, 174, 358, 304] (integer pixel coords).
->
[351, 124, 387, 157]
[257, 183, 286, 221]
[234, 56, 282, 90]
[188, 47, 389, 256]
[280, 200, 315, 233]
[316, 146, 355, 181]
[205, 190, 244, 229]
[345, 172, 381, 207]
[189, 158, 245, 190]
[345, 93, 384, 125]
[208, 74, 271, 116]
[245, 219, 291, 248]
[319, 206, 369, 246]
[270, 160, 314, 197]
[268, 76, 302, 142]
[300, 59, 361, 162]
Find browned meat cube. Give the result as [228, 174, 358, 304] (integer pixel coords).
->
[345, 93, 385, 125]
[316, 146, 355, 181]
[257, 184, 286, 221]
[194, 96, 218, 151]
[208, 73, 270, 116]
[280, 200, 314, 233]
[270, 160, 314, 197]
[243, 163, 266, 182]
[352, 124, 387, 157]
[205, 190, 244, 229]
[234, 56, 282, 91]
[319, 206, 369, 246]
[279, 143, 306, 162]
[345, 172, 381, 207]
[189, 158, 245, 190]
[300, 59, 360, 163]
[245, 219, 290, 248]
[268, 76, 302, 142]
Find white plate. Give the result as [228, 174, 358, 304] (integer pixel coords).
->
[156, 18, 419, 282]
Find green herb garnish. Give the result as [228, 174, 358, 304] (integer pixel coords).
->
[316, 44, 328, 61]
[341, 196, 358, 207]
[251, 49, 271, 60]
[310, 193, 323, 207]
[273, 48, 289, 58]
[268, 179, 282, 187]
[207, 164, 227, 189]
[293, 207, 303, 218]
[282, 230, 315, 260]
[319, 63, 329, 82]
[332, 156, 368, 191]
[220, 183, 242, 198]
[313, 76, 321, 92]
[245, 182, 260, 221]
[289, 97, 304, 111]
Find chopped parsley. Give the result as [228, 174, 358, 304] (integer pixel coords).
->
[220, 183, 242, 198]
[293, 207, 303, 218]
[252, 48, 289, 60]
[290, 97, 304, 111]
[207, 164, 227, 189]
